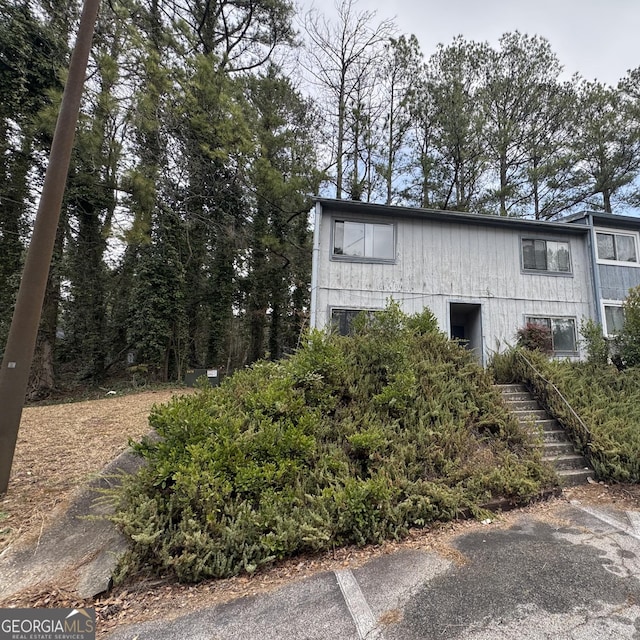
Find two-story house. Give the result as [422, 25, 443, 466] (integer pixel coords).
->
[309, 199, 640, 363]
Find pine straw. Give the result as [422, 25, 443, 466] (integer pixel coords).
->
[1, 387, 638, 634]
[0, 388, 191, 553]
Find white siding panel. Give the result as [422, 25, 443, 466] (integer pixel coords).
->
[315, 210, 595, 360]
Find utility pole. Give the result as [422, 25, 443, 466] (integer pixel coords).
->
[0, 0, 100, 495]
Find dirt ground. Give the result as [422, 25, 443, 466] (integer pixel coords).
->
[0, 388, 189, 553]
[0, 390, 638, 636]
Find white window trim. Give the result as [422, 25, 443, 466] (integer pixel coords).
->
[330, 217, 397, 264]
[600, 299, 625, 337]
[594, 227, 640, 267]
[519, 236, 573, 276]
[524, 315, 578, 354]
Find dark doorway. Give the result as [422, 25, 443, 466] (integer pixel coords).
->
[449, 303, 483, 364]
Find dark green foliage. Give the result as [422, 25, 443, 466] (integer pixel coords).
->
[580, 319, 609, 366]
[0, 0, 65, 351]
[615, 285, 640, 368]
[488, 348, 519, 384]
[512, 349, 640, 483]
[129, 210, 189, 381]
[111, 304, 552, 582]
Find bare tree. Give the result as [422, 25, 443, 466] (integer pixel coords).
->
[301, 0, 395, 199]
[377, 35, 423, 205]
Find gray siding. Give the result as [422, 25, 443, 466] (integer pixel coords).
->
[599, 264, 640, 301]
[314, 210, 595, 361]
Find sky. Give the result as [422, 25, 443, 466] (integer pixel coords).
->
[301, 0, 640, 86]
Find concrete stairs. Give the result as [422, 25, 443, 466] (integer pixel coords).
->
[497, 384, 594, 487]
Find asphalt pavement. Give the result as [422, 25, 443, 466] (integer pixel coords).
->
[102, 501, 640, 640]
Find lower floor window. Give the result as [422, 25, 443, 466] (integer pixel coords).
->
[331, 308, 376, 335]
[526, 316, 577, 352]
[604, 304, 625, 336]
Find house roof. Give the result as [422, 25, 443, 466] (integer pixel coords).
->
[314, 198, 590, 235]
[562, 210, 640, 231]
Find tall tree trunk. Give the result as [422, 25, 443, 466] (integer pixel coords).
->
[336, 80, 346, 199]
[499, 153, 508, 216]
[532, 155, 541, 219]
[247, 206, 269, 363]
[208, 227, 235, 367]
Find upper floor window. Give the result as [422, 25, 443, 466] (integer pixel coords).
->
[333, 220, 394, 261]
[596, 231, 638, 264]
[521, 239, 571, 273]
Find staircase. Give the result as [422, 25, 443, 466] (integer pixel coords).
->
[498, 384, 594, 487]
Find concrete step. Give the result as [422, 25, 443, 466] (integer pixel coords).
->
[541, 441, 576, 456]
[533, 418, 562, 432]
[496, 384, 528, 393]
[557, 468, 595, 487]
[501, 391, 534, 402]
[543, 453, 591, 471]
[503, 399, 540, 411]
[513, 409, 549, 421]
[541, 429, 571, 443]
[495, 384, 595, 487]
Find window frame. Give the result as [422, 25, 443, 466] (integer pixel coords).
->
[601, 300, 625, 337]
[595, 227, 640, 267]
[520, 236, 573, 276]
[330, 217, 397, 264]
[330, 307, 379, 335]
[524, 315, 578, 354]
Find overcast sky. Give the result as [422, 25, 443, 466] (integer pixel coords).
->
[300, 0, 640, 86]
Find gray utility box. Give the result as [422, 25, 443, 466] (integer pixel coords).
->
[184, 368, 221, 388]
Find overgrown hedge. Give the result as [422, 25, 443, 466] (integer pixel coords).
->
[110, 305, 553, 582]
[505, 349, 640, 483]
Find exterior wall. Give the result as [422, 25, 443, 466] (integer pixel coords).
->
[313, 207, 595, 363]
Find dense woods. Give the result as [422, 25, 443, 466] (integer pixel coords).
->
[2, 0, 640, 395]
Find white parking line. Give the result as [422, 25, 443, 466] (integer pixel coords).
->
[627, 511, 640, 536]
[574, 505, 640, 542]
[335, 569, 384, 640]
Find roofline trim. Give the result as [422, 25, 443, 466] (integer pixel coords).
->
[313, 198, 590, 234]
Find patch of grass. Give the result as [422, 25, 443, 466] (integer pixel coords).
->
[109, 304, 553, 582]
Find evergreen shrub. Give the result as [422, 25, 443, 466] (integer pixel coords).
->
[616, 285, 640, 368]
[110, 303, 553, 582]
[580, 319, 609, 366]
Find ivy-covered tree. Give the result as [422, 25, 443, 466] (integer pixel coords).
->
[62, 3, 127, 382]
[245, 65, 322, 362]
[0, 0, 64, 352]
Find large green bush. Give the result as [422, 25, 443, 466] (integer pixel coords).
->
[110, 304, 553, 582]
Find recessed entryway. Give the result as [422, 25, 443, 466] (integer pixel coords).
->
[449, 302, 483, 364]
